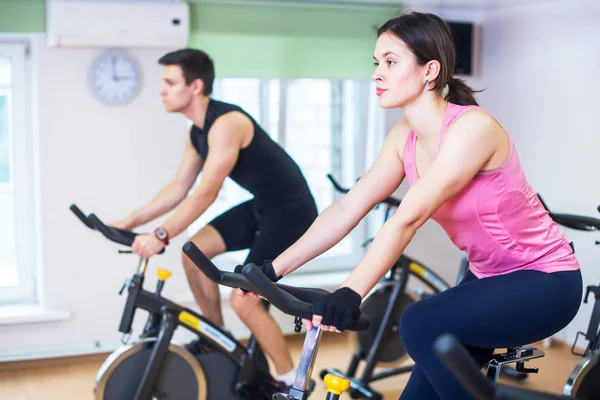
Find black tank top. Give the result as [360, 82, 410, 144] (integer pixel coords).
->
[190, 99, 315, 211]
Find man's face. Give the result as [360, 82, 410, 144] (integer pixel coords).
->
[159, 65, 197, 112]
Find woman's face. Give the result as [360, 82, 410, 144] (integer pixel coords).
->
[372, 32, 428, 109]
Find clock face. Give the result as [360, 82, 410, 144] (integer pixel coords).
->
[89, 51, 142, 105]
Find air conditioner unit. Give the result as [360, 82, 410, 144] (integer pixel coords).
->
[45, 0, 190, 48]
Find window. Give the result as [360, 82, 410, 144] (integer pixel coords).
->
[189, 78, 370, 273]
[0, 42, 36, 303]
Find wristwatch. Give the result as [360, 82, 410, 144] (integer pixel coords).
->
[154, 227, 170, 246]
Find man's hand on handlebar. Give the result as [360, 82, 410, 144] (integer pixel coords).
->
[131, 234, 165, 258]
[233, 261, 280, 298]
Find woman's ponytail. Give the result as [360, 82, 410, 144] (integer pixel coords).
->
[445, 77, 480, 106]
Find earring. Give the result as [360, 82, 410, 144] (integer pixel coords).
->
[424, 79, 429, 89]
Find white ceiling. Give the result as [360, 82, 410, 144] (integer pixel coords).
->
[393, 0, 558, 8]
[204, 0, 563, 10]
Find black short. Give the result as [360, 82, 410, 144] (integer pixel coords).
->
[208, 199, 318, 264]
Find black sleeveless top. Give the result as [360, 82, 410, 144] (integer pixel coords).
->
[190, 99, 315, 211]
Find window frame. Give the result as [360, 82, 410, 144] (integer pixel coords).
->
[0, 40, 37, 304]
[199, 77, 371, 275]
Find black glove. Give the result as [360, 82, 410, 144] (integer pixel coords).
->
[312, 287, 362, 331]
[234, 261, 282, 292]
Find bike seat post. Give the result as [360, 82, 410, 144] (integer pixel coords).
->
[136, 256, 150, 276]
[288, 326, 324, 399]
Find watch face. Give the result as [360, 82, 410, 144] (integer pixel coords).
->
[88, 50, 142, 105]
[156, 229, 167, 239]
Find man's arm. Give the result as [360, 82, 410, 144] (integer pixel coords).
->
[114, 130, 203, 230]
[160, 112, 250, 239]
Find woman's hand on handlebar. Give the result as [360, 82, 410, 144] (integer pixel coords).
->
[233, 261, 280, 298]
[307, 287, 362, 333]
[131, 234, 165, 258]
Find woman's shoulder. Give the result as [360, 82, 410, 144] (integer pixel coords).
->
[451, 104, 497, 128]
[386, 118, 412, 162]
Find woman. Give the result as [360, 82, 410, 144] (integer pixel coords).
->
[241, 11, 583, 399]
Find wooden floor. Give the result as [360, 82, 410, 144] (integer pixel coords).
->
[0, 333, 583, 400]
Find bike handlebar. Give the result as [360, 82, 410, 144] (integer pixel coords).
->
[70, 204, 164, 254]
[536, 195, 600, 232]
[182, 241, 370, 332]
[326, 174, 402, 208]
[434, 334, 495, 400]
[434, 334, 583, 400]
[87, 213, 138, 248]
[70, 204, 96, 230]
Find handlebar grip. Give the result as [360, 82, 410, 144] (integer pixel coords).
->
[181, 241, 259, 293]
[69, 204, 96, 230]
[243, 263, 313, 319]
[550, 213, 600, 231]
[183, 241, 369, 332]
[182, 241, 223, 283]
[243, 264, 370, 331]
[88, 213, 135, 247]
[434, 334, 495, 400]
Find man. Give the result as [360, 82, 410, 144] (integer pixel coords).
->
[112, 49, 318, 390]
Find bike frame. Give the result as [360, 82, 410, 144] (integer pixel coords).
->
[119, 256, 261, 400]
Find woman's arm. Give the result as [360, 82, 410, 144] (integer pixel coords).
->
[273, 123, 409, 277]
[340, 109, 500, 299]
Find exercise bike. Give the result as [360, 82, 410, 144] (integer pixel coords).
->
[181, 241, 371, 400]
[70, 204, 286, 400]
[557, 204, 600, 400]
[435, 333, 587, 400]
[320, 175, 549, 399]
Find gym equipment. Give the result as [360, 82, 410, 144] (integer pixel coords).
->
[182, 241, 370, 400]
[70, 204, 286, 400]
[320, 175, 547, 399]
[435, 333, 587, 400]
[546, 202, 600, 400]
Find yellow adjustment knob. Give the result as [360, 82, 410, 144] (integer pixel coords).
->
[324, 374, 350, 395]
[157, 268, 172, 281]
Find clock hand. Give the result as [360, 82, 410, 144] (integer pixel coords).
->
[111, 57, 118, 82]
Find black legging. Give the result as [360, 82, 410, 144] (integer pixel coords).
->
[398, 268, 583, 399]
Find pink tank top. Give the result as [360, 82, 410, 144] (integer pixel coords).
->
[403, 102, 579, 278]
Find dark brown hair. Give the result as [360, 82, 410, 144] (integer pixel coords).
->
[377, 11, 481, 106]
[158, 48, 214, 96]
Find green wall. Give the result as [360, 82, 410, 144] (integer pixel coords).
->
[0, 0, 399, 78]
[188, 2, 398, 78]
[0, 0, 45, 33]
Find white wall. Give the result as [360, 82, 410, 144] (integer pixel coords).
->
[0, 39, 195, 356]
[477, 0, 600, 345]
[383, 0, 600, 346]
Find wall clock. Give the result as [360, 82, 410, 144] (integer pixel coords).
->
[89, 50, 142, 105]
